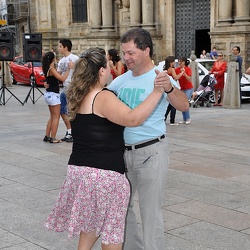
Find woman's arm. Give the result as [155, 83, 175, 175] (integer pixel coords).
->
[209, 63, 216, 74]
[96, 87, 164, 127]
[110, 60, 124, 77]
[95, 70, 167, 127]
[50, 61, 74, 82]
[174, 68, 184, 80]
[50, 68, 70, 82]
[168, 68, 179, 80]
[182, 67, 191, 81]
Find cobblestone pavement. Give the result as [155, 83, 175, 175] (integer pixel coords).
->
[1, 85, 250, 249]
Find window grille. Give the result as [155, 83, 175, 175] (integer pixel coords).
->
[72, 0, 87, 23]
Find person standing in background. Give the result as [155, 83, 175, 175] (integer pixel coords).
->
[107, 49, 125, 80]
[246, 66, 250, 74]
[57, 39, 79, 142]
[163, 56, 180, 125]
[175, 57, 193, 125]
[200, 50, 207, 58]
[232, 46, 243, 102]
[210, 47, 218, 60]
[50, 47, 57, 65]
[42, 49, 46, 57]
[209, 52, 227, 106]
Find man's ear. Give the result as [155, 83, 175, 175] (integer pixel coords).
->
[144, 47, 150, 57]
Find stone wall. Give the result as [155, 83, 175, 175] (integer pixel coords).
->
[210, 0, 250, 71]
[15, 0, 250, 71]
[28, 0, 171, 63]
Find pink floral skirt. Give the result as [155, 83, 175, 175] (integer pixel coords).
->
[44, 165, 130, 245]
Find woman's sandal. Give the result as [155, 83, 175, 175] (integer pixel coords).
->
[50, 138, 62, 144]
[43, 135, 51, 142]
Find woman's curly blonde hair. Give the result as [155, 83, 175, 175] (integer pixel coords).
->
[67, 47, 107, 120]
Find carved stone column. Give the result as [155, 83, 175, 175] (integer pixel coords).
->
[101, 0, 114, 32]
[129, 0, 141, 27]
[190, 51, 199, 90]
[89, 0, 101, 32]
[218, 0, 233, 25]
[142, 0, 155, 30]
[223, 55, 241, 108]
[234, 0, 250, 24]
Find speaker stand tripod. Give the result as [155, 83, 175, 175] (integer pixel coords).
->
[23, 62, 44, 104]
[0, 61, 23, 105]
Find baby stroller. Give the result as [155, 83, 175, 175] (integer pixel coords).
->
[190, 74, 217, 108]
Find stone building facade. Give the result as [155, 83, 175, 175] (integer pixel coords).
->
[6, 0, 250, 70]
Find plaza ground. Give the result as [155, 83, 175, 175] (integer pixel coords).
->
[0, 85, 250, 249]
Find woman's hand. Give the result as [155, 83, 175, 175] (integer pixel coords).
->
[68, 60, 74, 69]
[44, 82, 49, 89]
[109, 60, 114, 68]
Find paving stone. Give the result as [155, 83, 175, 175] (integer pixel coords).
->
[169, 221, 250, 250]
[0, 228, 26, 248]
[167, 200, 250, 231]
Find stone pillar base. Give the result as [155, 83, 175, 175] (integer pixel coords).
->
[90, 27, 101, 33]
[101, 25, 115, 32]
[141, 24, 156, 31]
[223, 62, 241, 109]
[190, 61, 199, 90]
[129, 22, 141, 28]
[86, 32, 119, 39]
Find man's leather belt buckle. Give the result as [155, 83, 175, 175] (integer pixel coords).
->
[125, 135, 165, 151]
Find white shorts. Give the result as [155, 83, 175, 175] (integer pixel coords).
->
[44, 92, 61, 106]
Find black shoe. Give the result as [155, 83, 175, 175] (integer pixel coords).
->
[61, 132, 68, 141]
[65, 134, 73, 142]
[43, 135, 51, 142]
[61, 132, 73, 142]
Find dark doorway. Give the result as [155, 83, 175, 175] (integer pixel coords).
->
[196, 29, 211, 58]
[175, 0, 210, 58]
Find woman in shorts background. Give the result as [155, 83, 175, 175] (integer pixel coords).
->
[44, 47, 165, 250]
[42, 51, 73, 143]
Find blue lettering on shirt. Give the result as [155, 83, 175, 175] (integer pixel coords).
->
[118, 88, 145, 109]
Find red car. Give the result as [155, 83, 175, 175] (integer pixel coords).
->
[9, 55, 45, 86]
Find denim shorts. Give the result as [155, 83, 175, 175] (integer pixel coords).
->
[44, 92, 60, 106]
[60, 91, 68, 115]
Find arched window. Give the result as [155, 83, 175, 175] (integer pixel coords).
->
[72, 0, 87, 23]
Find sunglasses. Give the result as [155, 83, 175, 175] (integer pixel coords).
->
[218, 55, 223, 57]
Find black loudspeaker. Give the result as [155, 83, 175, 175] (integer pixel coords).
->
[23, 33, 42, 62]
[0, 32, 14, 61]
